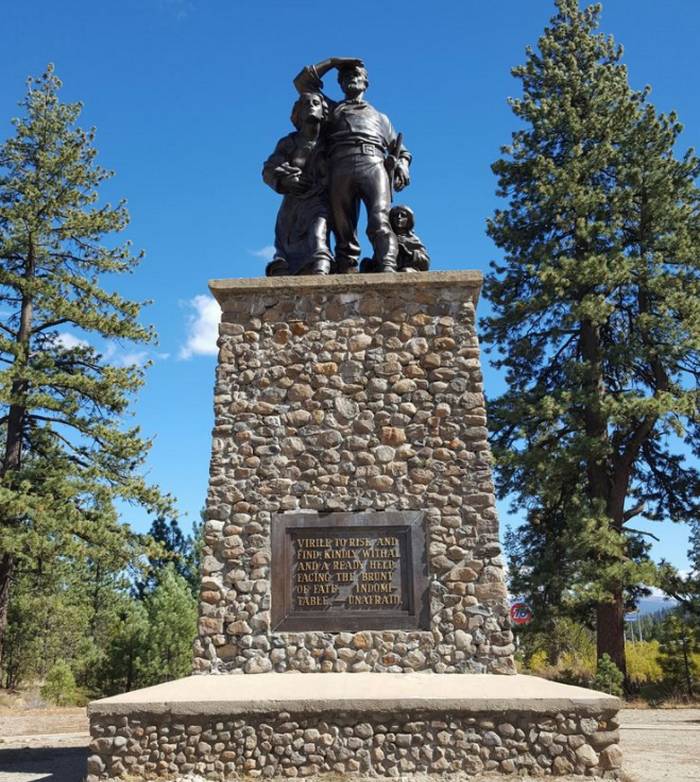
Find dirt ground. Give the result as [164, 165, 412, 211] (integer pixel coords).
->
[0, 708, 698, 782]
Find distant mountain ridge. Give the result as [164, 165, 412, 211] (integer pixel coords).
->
[628, 595, 677, 618]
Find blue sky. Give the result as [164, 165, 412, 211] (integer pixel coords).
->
[1, 1, 698, 571]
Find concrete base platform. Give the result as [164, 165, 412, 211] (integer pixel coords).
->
[87, 674, 623, 780]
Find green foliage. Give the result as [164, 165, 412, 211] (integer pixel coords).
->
[95, 596, 150, 696]
[1, 512, 200, 696]
[140, 564, 197, 684]
[2, 564, 89, 690]
[593, 654, 624, 696]
[40, 660, 82, 706]
[518, 616, 596, 670]
[518, 614, 695, 702]
[0, 64, 172, 503]
[659, 521, 700, 620]
[626, 639, 663, 686]
[657, 613, 700, 700]
[137, 517, 202, 597]
[486, 0, 700, 674]
[0, 65, 202, 699]
[0, 64, 174, 661]
[95, 565, 197, 697]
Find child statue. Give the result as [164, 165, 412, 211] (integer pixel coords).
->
[360, 205, 430, 273]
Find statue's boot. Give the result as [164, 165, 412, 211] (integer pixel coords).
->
[307, 257, 331, 276]
[359, 257, 380, 273]
[266, 258, 289, 277]
[335, 261, 358, 275]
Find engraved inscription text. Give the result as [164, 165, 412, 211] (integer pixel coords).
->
[293, 533, 403, 610]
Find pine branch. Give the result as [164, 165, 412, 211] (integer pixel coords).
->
[31, 318, 71, 335]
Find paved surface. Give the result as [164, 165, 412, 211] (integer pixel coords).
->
[0, 709, 86, 739]
[89, 673, 619, 716]
[618, 708, 700, 781]
[0, 708, 699, 781]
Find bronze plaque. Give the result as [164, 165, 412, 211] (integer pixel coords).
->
[271, 511, 429, 632]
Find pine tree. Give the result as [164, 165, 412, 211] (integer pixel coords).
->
[0, 66, 173, 664]
[96, 596, 150, 696]
[136, 516, 202, 597]
[660, 519, 700, 619]
[141, 564, 197, 684]
[484, 0, 700, 676]
[657, 613, 699, 700]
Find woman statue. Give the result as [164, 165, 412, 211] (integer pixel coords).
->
[262, 92, 333, 276]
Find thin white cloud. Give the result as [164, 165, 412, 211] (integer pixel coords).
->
[179, 294, 220, 359]
[99, 340, 168, 367]
[250, 245, 275, 262]
[55, 332, 89, 350]
[117, 351, 150, 368]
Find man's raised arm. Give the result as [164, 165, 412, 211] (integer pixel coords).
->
[293, 57, 364, 94]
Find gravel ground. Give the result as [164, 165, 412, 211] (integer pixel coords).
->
[0, 708, 698, 782]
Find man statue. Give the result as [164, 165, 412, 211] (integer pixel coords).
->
[294, 57, 411, 273]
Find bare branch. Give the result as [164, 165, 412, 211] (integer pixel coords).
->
[622, 526, 660, 542]
[623, 502, 646, 522]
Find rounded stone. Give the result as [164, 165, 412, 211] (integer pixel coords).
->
[599, 744, 623, 770]
[373, 445, 395, 463]
[381, 427, 406, 446]
[244, 656, 273, 674]
[86, 756, 106, 774]
[553, 756, 574, 774]
[454, 629, 474, 652]
[287, 384, 314, 402]
[335, 397, 359, 419]
[406, 337, 429, 355]
[369, 475, 394, 491]
[392, 379, 417, 394]
[349, 334, 373, 352]
[575, 743, 599, 767]
[405, 649, 426, 669]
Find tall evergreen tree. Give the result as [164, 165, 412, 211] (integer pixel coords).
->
[140, 564, 197, 685]
[0, 66, 172, 664]
[484, 0, 700, 676]
[659, 519, 700, 619]
[136, 516, 202, 597]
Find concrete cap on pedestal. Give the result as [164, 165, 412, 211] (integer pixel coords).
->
[209, 270, 484, 309]
[89, 673, 619, 718]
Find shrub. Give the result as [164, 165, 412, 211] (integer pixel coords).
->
[40, 660, 81, 706]
[527, 649, 549, 674]
[626, 640, 663, 687]
[593, 653, 624, 696]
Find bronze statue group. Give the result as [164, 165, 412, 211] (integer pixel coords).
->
[263, 58, 429, 277]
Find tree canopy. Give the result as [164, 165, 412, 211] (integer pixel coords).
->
[0, 65, 173, 663]
[484, 0, 700, 676]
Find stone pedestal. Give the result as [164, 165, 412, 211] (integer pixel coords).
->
[88, 674, 622, 778]
[196, 271, 514, 675]
[87, 271, 623, 780]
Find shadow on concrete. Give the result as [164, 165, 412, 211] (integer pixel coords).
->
[0, 746, 86, 782]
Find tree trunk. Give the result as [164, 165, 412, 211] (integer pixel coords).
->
[580, 317, 629, 675]
[0, 239, 35, 670]
[596, 591, 627, 676]
[0, 553, 15, 671]
[682, 636, 693, 700]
